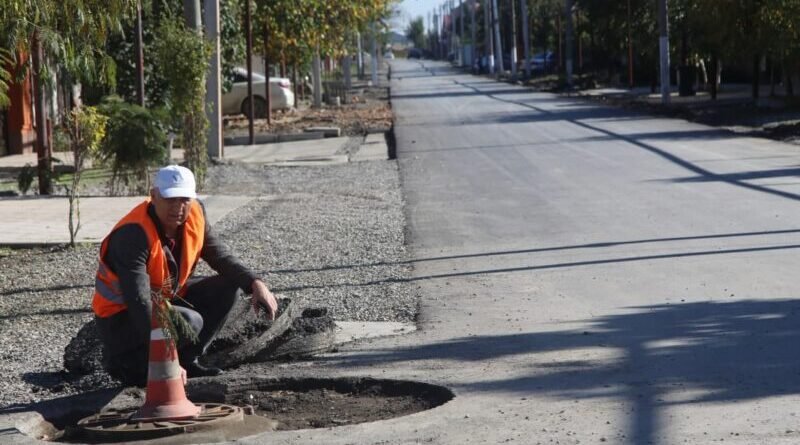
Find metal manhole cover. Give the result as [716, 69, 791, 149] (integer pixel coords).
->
[77, 403, 243, 442]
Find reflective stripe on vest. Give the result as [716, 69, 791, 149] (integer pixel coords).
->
[92, 199, 206, 318]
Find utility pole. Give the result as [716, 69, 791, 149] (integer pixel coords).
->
[451, 0, 456, 59]
[244, 0, 254, 144]
[470, 0, 476, 69]
[520, 0, 531, 78]
[357, 32, 364, 79]
[485, 0, 494, 73]
[263, 21, 272, 124]
[371, 22, 379, 86]
[510, 0, 518, 78]
[433, 10, 439, 60]
[658, 0, 670, 104]
[445, 3, 449, 59]
[428, 11, 432, 53]
[492, 0, 504, 74]
[183, 0, 201, 28]
[564, 0, 574, 87]
[459, 0, 465, 67]
[205, 0, 223, 158]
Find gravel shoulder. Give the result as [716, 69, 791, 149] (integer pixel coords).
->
[0, 159, 415, 408]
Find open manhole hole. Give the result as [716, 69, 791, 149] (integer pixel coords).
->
[21, 377, 453, 443]
[191, 376, 454, 431]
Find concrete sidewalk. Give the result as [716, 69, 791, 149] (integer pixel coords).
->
[0, 194, 256, 246]
[576, 83, 797, 108]
[0, 136, 388, 246]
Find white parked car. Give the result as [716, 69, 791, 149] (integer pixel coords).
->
[222, 67, 294, 117]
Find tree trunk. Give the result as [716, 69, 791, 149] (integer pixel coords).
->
[657, 0, 670, 104]
[752, 53, 760, 100]
[564, 0, 574, 86]
[769, 57, 775, 97]
[263, 22, 271, 124]
[556, 12, 562, 70]
[509, 0, 517, 77]
[135, 0, 145, 106]
[32, 32, 52, 195]
[710, 54, 718, 100]
[520, 0, 530, 78]
[244, 0, 254, 144]
[292, 64, 299, 104]
[343, 53, 352, 90]
[312, 49, 322, 108]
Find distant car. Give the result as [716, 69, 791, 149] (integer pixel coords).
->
[408, 48, 422, 59]
[222, 67, 294, 118]
[384, 51, 395, 60]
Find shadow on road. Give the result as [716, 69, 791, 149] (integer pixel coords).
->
[670, 166, 800, 183]
[269, 238, 800, 293]
[267, 227, 800, 275]
[444, 79, 800, 203]
[326, 299, 800, 444]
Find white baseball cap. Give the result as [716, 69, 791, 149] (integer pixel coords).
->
[154, 165, 197, 199]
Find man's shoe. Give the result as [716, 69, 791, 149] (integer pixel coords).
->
[185, 360, 223, 378]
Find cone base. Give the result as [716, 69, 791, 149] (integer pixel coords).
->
[132, 400, 201, 422]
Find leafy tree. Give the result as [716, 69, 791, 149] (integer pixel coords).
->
[220, 0, 246, 92]
[0, 48, 11, 108]
[406, 16, 426, 49]
[104, 0, 244, 104]
[98, 96, 169, 195]
[151, 16, 212, 188]
[0, 0, 136, 193]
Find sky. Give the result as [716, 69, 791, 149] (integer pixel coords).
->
[397, 0, 448, 31]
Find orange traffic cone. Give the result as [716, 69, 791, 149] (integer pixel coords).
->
[132, 300, 201, 421]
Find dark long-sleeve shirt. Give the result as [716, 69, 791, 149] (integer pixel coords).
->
[102, 202, 258, 340]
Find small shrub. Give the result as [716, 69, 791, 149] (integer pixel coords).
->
[17, 163, 35, 195]
[98, 96, 169, 195]
[63, 106, 108, 247]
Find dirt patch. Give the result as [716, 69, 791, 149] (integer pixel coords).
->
[242, 388, 425, 429]
[213, 377, 454, 431]
[224, 86, 393, 138]
[13, 377, 452, 443]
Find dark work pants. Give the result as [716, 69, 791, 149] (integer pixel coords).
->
[95, 275, 240, 386]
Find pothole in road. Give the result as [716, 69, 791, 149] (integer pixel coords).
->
[20, 377, 453, 443]
[193, 376, 454, 431]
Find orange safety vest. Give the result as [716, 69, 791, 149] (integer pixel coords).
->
[92, 199, 206, 318]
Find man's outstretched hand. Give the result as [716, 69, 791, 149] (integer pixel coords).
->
[251, 279, 278, 320]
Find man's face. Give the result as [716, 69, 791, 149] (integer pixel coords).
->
[151, 189, 192, 233]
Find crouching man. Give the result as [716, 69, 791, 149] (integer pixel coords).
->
[92, 165, 278, 386]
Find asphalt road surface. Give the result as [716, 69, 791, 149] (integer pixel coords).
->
[373, 59, 800, 445]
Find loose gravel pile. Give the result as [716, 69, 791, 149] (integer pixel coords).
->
[0, 159, 416, 408]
